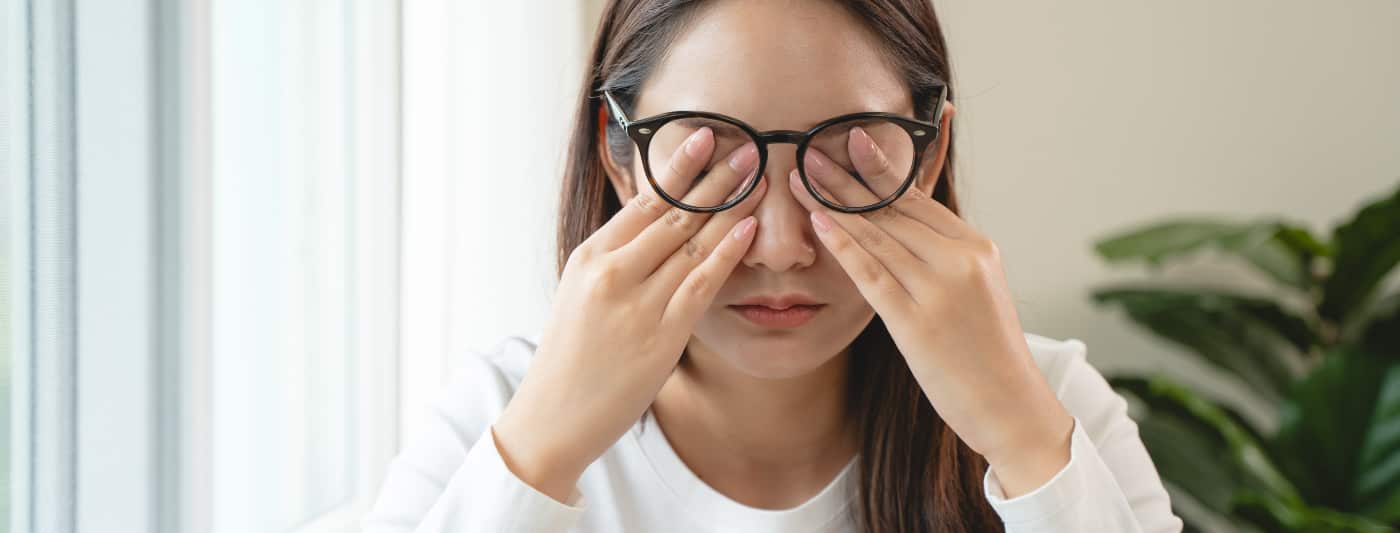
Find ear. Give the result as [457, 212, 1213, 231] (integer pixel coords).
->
[597, 103, 637, 205]
[915, 100, 956, 194]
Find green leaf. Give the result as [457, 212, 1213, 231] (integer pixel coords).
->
[1094, 220, 1237, 264]
[1356, 361, 1400, 522]
[1273, 347, 1400, 522]
[1111, 375, 1302, 515]
[1094, 287, 1313, 402]
[1320, 183, 1400, 323]
[1360, 292, 1400, 357]
[1233, 491, 1397, 533]
[1277, 223, 1334, 258]
[1093, 219, 1326, 290]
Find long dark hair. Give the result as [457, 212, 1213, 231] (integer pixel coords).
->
[556, 1, 1002, 531]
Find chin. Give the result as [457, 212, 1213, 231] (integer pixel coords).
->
[717, 338, 835, 379]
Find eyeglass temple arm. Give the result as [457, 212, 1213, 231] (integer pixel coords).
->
[601, 90, 631, 129]
[931, 83, 949, 126]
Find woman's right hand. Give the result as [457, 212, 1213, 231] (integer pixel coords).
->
[491, 126, 766, 503]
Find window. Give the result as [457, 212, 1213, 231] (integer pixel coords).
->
[2, 0, 399, 532]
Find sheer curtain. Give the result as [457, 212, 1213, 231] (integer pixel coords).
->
[208, 1, 399, 531]
[399, 1, 601, 442]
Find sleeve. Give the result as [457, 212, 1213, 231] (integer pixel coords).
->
[981, 339, 1185, 533]
[361, 339, 588, 533]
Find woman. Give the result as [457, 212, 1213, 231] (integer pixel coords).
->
[364, 0, 1183, 531]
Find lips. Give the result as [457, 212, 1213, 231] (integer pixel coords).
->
[731, 292, 822, 310]
[727, 292, 825, 328]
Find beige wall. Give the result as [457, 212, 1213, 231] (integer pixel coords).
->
[933, 0, 1400, 416]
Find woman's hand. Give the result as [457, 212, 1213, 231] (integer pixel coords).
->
[789, 127, 1075, 497]
[492, 127, 765, 503]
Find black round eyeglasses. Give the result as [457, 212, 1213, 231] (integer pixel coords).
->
[598, 83, 947, 214]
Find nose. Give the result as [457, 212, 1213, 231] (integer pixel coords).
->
[739, 143, 817, 272]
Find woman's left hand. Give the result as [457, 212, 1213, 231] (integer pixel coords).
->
[789, 128, 1075, 497]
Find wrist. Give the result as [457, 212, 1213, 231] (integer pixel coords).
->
[491, 411, 589, 504]
[983, 407, 1074, 498]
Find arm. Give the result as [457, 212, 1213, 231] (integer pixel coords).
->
[361, 340, 587, 533]
[981, 339, 1184, 533]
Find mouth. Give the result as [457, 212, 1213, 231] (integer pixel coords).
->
[728, 304, 825, 328]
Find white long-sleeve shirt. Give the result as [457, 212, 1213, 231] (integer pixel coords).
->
[362, 331, 1184, 532]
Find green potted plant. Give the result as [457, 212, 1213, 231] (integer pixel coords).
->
[1090, 183, 1400, 532]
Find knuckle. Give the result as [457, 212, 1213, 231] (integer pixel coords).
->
[864, 206, 899, 223]
[964, 238, 999, 269]
[587, 260, 626, 292]
[826, 232, 854, 254]
[663, 207, 700, 233]
[685, 270, 713, 297]
[873, 152, 892, 175]
[880, 278, 906, 301]
[981, 238, 1002, 261]
[958, 247, 993, 281]
[632, 193, 665, 216]
[682, 238, 709, 261]
[567, 242, 596, 265]
[853, 260, 884, 286]
[855, 225, 886, 250]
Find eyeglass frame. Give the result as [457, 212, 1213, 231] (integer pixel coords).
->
[598, 83, 948, 214]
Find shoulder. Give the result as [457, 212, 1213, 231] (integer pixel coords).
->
[461, 333, 540, 387]
[439, 333, 541, 418]
[1021, 331, 1092, 392]
[406, 334, 541, 453]
[364, 335, 557, 529]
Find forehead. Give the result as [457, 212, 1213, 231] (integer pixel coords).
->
[633, 0, 913, 131]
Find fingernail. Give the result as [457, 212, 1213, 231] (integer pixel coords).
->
[845, 126, 879, 160]
[728, 143, 758, 173]
[811, 211, 832, 232]
[732, 216, 757, 240]
[685, 127, 713, 158]
[852, 126, 877, 155]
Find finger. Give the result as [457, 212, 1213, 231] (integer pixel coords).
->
[801, 183, 927, 300]
[805, 146, 884, 208]
[660, 213, 760, 329]
[613, 142, 761, 279]
[647, 177, 767, 297]
[848, 126, 972, 240]
[808, 208, 917, 315]
[587, 127, 716, 252]
[846, 125, 910, 200]
[791, 166, 953, 267]
[789, 167, 929, 292]
[670, 142, 760, 208]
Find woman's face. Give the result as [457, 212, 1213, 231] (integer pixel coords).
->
[604, 0, 954, 379]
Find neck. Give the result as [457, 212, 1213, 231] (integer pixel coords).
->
[651, 339, 857, 471]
